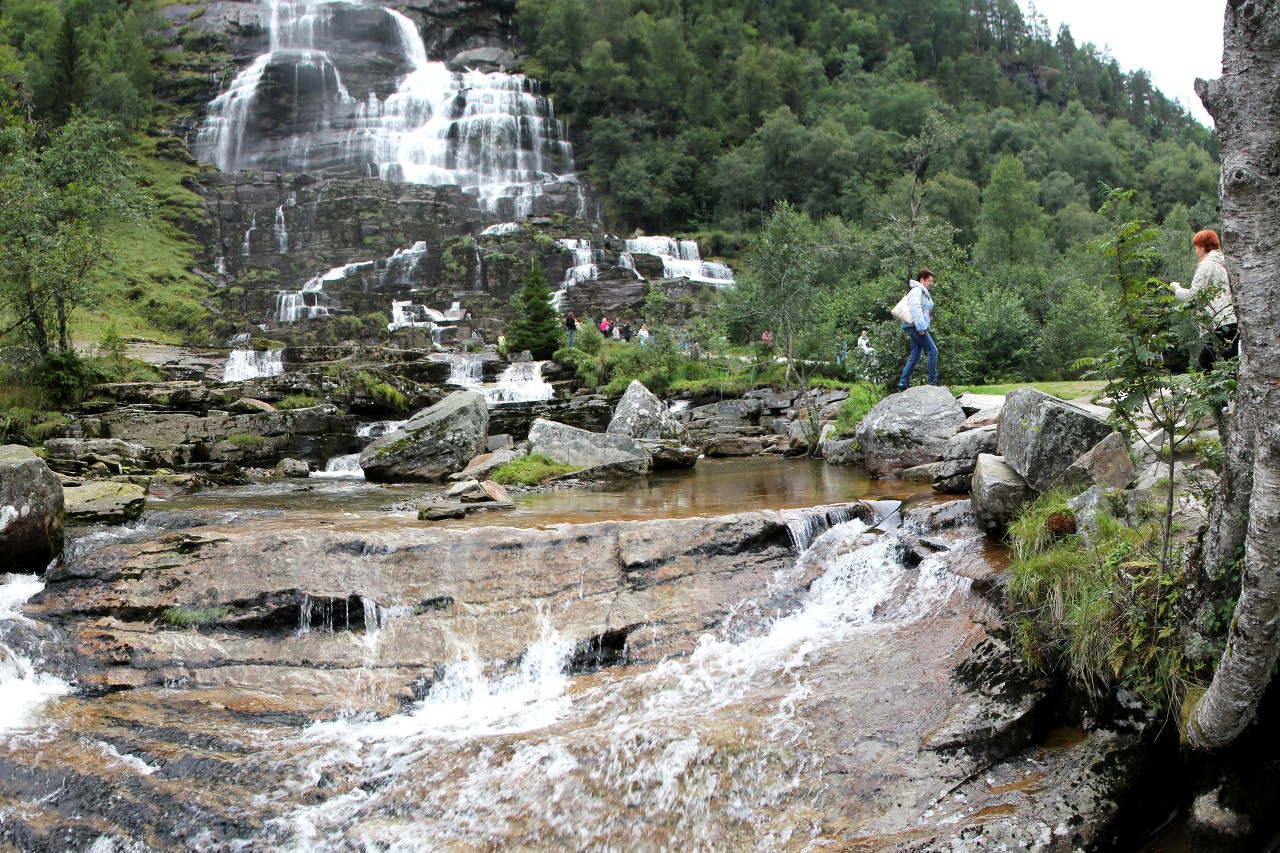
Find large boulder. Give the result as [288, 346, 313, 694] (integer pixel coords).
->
[0, 445, 64, 569]
[607, 380, 687, 442]
[930, 425, 999, 493]
[527, 418, 651, 478]
[997, 389, 1116, 492]
[360, 391, 488, 482]
[856, 386, 966, 477]
[63, 481, 147, 525]
[970, 454, 1035, 535]
[1060, 432, 1137, 491]
[637, 439, 699, 469]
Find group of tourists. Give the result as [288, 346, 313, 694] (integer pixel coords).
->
[562, 311, 651, 348]
[886, 229, 1236, 392]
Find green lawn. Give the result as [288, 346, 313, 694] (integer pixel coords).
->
[949, 380, 1108, 401]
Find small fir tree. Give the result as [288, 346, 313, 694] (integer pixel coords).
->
[504, 262, 561, 359]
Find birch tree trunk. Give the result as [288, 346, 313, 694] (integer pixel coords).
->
[1185, 0, 1280, 750]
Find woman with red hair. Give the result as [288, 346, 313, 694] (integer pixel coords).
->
[1170, 229, 1237, 370]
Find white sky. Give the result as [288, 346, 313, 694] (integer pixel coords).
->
[1019, 0, 1225, 126]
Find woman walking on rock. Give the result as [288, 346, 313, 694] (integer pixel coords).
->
[897, 269, 938, 390]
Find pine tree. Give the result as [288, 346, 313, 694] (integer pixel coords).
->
[504, 262, 561, 359]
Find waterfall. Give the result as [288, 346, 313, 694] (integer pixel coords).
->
[0, 574, 73, 733]
[473, 244, 484, 290]
[216, 256, 228, 276]
[275, 206, 289, 254]
[625, 237, 734, 285]
[194, 0, 580, 217]
[480, 222, 522, 236]
[224, 349, 285, 381]
[269, 521, 974, 848]
[618, 251, 644, 280]
[241, 213, 258, 256]
[444, 353, 485, 388]
[316, 453, 363, 479]
[278, 241, 431, 325]
[483, 361, 554, 405]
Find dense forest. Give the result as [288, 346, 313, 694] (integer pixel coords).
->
[518, 0, 1222, 382]
[0, 0, 1224, 386]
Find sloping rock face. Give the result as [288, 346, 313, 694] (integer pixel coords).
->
[2, 500, 1154, 850]
[0, 445, 64, 570]
[528, 418, 652, 478]
[360, 390, 488, 482]
[997, 388, 1115, 492]
[30, 506, 856, 704]
[856, 386, 966, 477]
[607, 381, 687, 442]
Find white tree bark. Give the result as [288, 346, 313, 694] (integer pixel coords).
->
[1185, 0, 1280, 750]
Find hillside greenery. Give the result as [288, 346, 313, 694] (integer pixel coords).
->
[0, 0, 1224, 392]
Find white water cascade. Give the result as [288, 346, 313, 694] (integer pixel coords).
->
[480, 222, 522, 237]
[261, 519, 973, 849]
[441, 354, 553, 404]
[194, 0, 579, 217]
[0, 575, 73, 733]
[275, 241, 431, 324]
[224, 348, 285, 381]
[483, 361, 554, 404]
[626, 236, 734, 285]
[274, 205, 289, 254]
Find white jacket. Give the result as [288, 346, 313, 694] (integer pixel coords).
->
[1171, 249, 1235, 328]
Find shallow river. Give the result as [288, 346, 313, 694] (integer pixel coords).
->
[1, 458, 992, 851]
[153, 456, 935, 529]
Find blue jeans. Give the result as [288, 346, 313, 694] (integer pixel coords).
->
[567, 329, 575, 348]
[898, 326, 938, 388]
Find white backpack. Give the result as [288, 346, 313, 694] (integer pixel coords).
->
[890, 290, 914, 324]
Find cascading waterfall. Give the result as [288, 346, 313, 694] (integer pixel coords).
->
[195, 0, 580, 217]
[0, 574, 72, 733]
[241, 213, 258, 256]
[552, 237, 605, 308]
[276, 241, 430, 324]
[626, 236, 734, 285]
[482, 361, 554, 404]
[274, 206, 289, 254]
[256, 520, 973, 849]
[480, 222, 522, 237]
[224, 348, 285, 381]
[443, 352, 485, 389]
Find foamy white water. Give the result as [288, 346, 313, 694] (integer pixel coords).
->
[259, 520, 972, 849]
[223, 348, 284, 381]
[0, 574, 72, 733]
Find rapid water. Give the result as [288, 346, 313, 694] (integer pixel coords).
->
[195, 0, 579, 216]
[0, 574, 72, 733]
[223, 348, 285, 381]
[240, 518, 971, 849]
[626, 237, 734, 285]
[443, 354, 554, 404]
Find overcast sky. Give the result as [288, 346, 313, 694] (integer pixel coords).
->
[1018, 0, 1225, 126]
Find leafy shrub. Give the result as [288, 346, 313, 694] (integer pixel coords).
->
[491, 454, 580, 485]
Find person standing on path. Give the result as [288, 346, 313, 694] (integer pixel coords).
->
[897, 270, 938, 390]
[564, 311, 577, 348]
[1169, 229, 1237, 370]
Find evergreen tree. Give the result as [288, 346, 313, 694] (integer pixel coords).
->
[504, 263, 562, 359]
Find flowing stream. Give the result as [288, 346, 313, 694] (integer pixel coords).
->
[239, 518, 969, 849]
